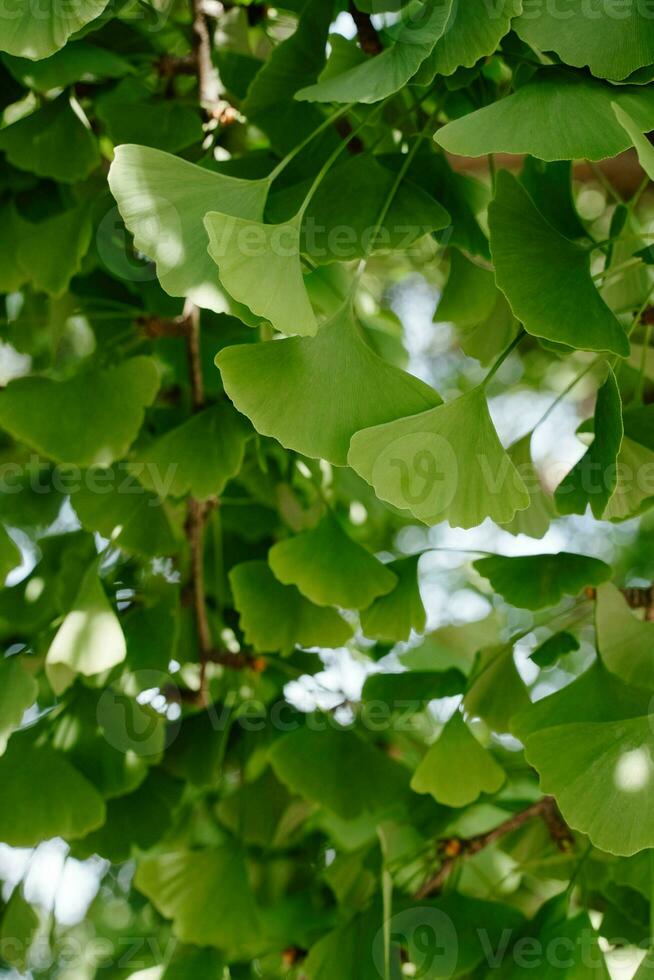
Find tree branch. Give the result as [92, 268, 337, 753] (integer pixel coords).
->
[349, 1, 383, 54]
[190, 0, 221, 112]
[415, 797, 572, 900]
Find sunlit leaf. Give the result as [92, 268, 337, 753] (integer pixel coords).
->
[596, 582, 654, 691]
[0, 0, 110, 58]
[360, 555, 426, 641]
[499, 433, 554, 540]
[0, 93, 99, 182]
[0, 658, 37, 755]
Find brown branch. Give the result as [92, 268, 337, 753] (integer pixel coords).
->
[190, 0, 221, 111]
[415, 797, 572, 900]
[349, 1, 383, 54]
[586, 585, 654, 619]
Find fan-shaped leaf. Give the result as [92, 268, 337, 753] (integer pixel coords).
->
[360, 555, 426, 641]
[499, 433, 554, 539]
[473, 552, 611, 610]
[512, 664, 654, 856]
[0, 357, 159, 467]
[229, 560, 353, 653]
[347, 387, 529, 528]
[489, 172, 629, 356]
[411, 711, 506, 806]
[613, 102, 654, 181]
[133, 404, 251, 501]
[0, 93, 99, 182]
[0, 0, 110, 58]
[135, 848, 260, 953]
[0, 737, 106, 846]
[17, 204, 92, 297]
[205, 211, 316, 336]
[603, 405, 654, 521]
[0, 658, 37, 755]
[108, 145, 270, 314]
[216, 304, 439, 465]
[296, 0, 454, 104]
[436, 69, 654, 162]
[46, 562, 127, 696]
[417, 0, 521, 78]
[4, 42, 132, 90]
[269, 512, 397, 609]
[596, 582, 654, 691]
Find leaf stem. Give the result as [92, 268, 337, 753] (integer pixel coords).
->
[481, 329, 526, 388]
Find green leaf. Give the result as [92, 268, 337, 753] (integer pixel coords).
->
[361, 666, 465, 705]
[464, 645, 530, 732]
[161, 945, 226, 980]
[98, 97, 202, 154]
[360, 555, 426, 641]
[268, 153, 450, 263]
[436, 68, 654, 162]
[603, 406, 654, 521]
[135, 847, 260, 953]
[612, 102, 654, 181]
[473, 552, 611, 610]
[17, 204, 92, 297]
[514, 3, 654, 81]
[296, 0, 454, 103]
[347, 387, 530, 528]
[133, 403, 251, 501]
[0, 888, 39, 973]
[411, 711, 506, 806]
[205, 210, 317, 335]
[0, 357, 159, 466]
[530, 631, 580, 669]
[555, 369, 623, 518]
[108, 145, 270, 313]
[270, 726, 409, 818]
[519, 157, 588, 241]
[46, 561, 127, 696]
[512, 664, 654, 856]
[436, 249, 498, 329]
[0, 203, 28, 292]
[417, 0, 521, 78]
[488, 172, 629, 356]
[0, 658, 37, 754]
[268, 512, 397, 609]
[596, 582, 654, 691]
[216, 304, 439, 466]
[4, 42, 132, 89]
[0, 93, 99, 182]
[72, 472, 178, 557]
[503, 900, 611, 980]
[499, 433, 554, 540]
[229, 560, 353, 653]
[0, 0, 110, 58]
[0, 736, 105, 845]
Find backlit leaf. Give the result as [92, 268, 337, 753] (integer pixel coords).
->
[596, 582, 654, 691]
[473, 552, 612, 610]
[360, 555, 426, 641]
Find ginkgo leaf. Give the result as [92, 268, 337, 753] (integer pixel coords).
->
[512, 664, 654, 856]
[0, 658, 37, 755]
[436, 250, 498, 329]
[0, 357, 159, 466]
[46, 562, 127, 696]
[161, 946, 226, 980]
[269, 726, 409, 819]
[4, 42, 132, 90]
[555, 369, 623, 518]
[0, 0, 110, 58]
[268, 512, 396, 609]
[17, 204, 92, 297]
[0, 736, 106, 846]
[514, 3, 654, 81]
[295, 0, 453, 104]
[499, 433, 554, 540]
[0, 203, 28, 293]
[135, 848, 260, 953]
[502, 900, 611, 980]
[347, 387, 529, 529]
[464, 645, 530, 732]
[0, 93, 99, 182]
[473, 552, 611, 610]
[216, 304, 439, 465]
[416, 0, 520, 78]
[205, 211, 316, 336]
[108, 145, 270, 313]
[603, 405, 654, 522]
[488, 172, 629, 356]
[530, 631, 580, 669]
[0, 525, 20, 583]
[436, 68, 654, 162]
[133, 404, 251, 501]
[360, 555, 426, 642]
[0, 887, 39, 973]
[229, 560, 353, 653]
[361, 666, 465, 705]
[72, 474, 178, 557]
[613, 102, 654, 181]
[411, 711, 506, 807]
[596, 582, 654, 691]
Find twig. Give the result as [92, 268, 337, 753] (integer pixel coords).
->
[586, 585, 654, 619]
[349, 1, 383, 54]
[190, 0, 221, 112]
[415, 797, 572, 900]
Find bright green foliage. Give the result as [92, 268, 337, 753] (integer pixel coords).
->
[473, 553, 612, 610]
[3, 2, 654, 976]
[348, 387, 530, 528]
[411, 710, 506, 806]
